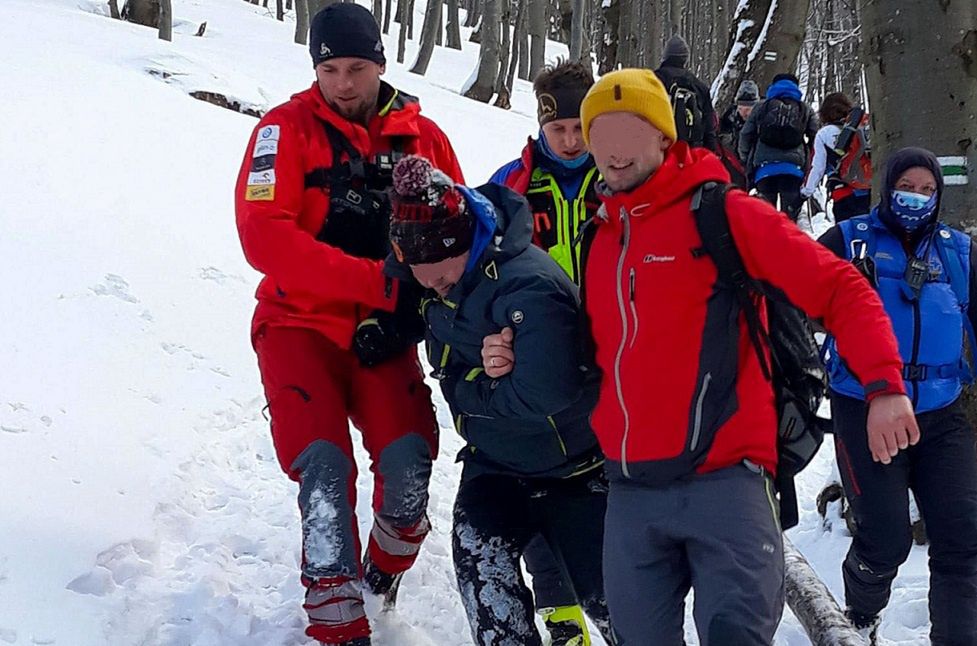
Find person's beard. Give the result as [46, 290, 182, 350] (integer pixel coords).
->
[328, 96, 375, 126]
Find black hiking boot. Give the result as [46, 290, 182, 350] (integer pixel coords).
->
[363, 554, 404, 610]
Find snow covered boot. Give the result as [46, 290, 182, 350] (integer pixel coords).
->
[540, 605, 590, 646]
[845, 608, 880, 645]
[363, 553, 404, 610]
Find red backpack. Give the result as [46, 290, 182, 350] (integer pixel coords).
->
[831, 108, 872, 190]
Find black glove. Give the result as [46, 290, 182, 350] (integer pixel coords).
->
[352, 280, 427, 367]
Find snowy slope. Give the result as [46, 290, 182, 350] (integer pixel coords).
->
[0, 1, 930, 644]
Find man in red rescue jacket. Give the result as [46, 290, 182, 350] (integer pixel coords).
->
[234, 5, 463, 645]
[579, 69, 920, 645]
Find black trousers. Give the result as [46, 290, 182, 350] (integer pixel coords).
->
[452, 467, 618, 645]
[756, 175, 804, 222]
[524, 533, 578, 608]
[833, 394, 977, 645]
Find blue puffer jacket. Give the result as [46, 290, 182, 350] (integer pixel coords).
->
[822, 210, 972, 412]
[387, 183, 603, 480]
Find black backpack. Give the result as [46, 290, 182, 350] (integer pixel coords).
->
[691, 182, 829, 530]
[758, 97, 806, 149]
[669, 81, 705, 147]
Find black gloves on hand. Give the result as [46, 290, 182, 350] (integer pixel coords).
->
[352, 280, 427, 367]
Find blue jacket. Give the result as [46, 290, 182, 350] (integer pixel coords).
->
[387, 183, 603, 479]
[738, 79, 818, 181]
[819, 211, 975, 412]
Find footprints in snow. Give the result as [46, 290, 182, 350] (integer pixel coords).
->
[0, 402, 58, 436]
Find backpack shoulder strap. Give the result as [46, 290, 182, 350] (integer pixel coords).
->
[691, 183, 773, 381]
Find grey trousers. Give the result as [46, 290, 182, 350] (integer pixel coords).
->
[604, 464, 785, 646]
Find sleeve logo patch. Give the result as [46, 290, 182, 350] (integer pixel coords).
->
[247, 170, 276, 185]
[245, 185, 275, 201]
[254, 139, 278, 157]
[259, 125, 280, 141]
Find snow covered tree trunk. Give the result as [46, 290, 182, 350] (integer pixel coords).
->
[410, 0, 443, 74]
[528, 0, 546, 80]
[860, 0, 977, 231]
[711, 0, 772, 108]
[446, 0, 462, 48]
[158, 0, 172, 41]
[784, 538, 870, 646]
[464, 0, 499, 101]
[294, 0, 309, 44]
[568, 0, 585, 61]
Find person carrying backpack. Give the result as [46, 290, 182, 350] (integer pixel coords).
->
[818, 147, 977, 645]
[739, 73, 819, 222]
[576, 68, 917, 645]
[801, 92, 872, 223]
[717, 79, 759, 189]
[655, 35, 718, 152]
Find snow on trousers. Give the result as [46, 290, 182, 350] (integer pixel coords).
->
[254, 325, 438, 643]
[603, 464, 785, 646]
[833, 393, 977, 645]
[451, 468, 619, 646]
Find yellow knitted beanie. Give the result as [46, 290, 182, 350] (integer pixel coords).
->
[581, 68, 677, 145]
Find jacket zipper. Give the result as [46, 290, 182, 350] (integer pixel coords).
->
[614, 209, 633, 477]
[910, 301, 921, 409]
[628, 268, 639, 348]
[690, 372, 712, 451]
[548, 416, 568, 456]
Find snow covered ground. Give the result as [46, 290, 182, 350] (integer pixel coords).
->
[0, 1, 931, 644]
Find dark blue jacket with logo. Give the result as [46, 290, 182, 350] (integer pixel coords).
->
[819, 211, 977, 412]
[387, 183, 603, 480]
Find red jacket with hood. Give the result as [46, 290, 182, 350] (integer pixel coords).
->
[235, 82, 464, 346]
[585, 143, 905, 483]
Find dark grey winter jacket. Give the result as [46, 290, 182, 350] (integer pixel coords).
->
[738, 92, 819, 177]
[387, 184, 603, 480]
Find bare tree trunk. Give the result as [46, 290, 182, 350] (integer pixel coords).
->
[263, 0, 269, 7]
[287, 0, 293, 9]
[860, 0, 977, 229]
[383, 0, 393, 32]
[568, 0, 585, 61]
[408, 0, 416, 39]
[446, 0, 462, 48]
[518, 12, 530, 79]
[158, 0, 172, 40]
[464, 0, 500, 101]
[494, 0, 512, 108]
[508, 0, 526, 83]
[276, 0, 285, 20]
[372, 0, 383, 25]
[411, 0, 443, 74]
[397, 0, 409, 63]
[599, 0, 620, 73]
[464, 0, 481, 27]
[746, 0, 812, 91]
[294, 0, 309, 44]
[122, 0, 160, 27]
[669, 0, 682, 39]
[528, 0, 546, 79]
[108, 0, 121, 18]
[437, 6, 443, 45]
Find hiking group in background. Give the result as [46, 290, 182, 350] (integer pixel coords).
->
[234, 6, 977, 645]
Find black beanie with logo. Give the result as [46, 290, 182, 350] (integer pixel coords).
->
[310, 3, 386, 67]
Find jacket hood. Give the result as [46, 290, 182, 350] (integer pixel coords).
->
[596, 143, 730, 225]
[765, 79, 802, 101]
[877, 146, 945, 232]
